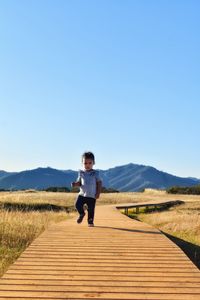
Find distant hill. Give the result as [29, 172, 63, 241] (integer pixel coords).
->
[0, 164, 199, 192]
[0, 167, 77, 190]
[99, 163, 200, 191]
[0, 170, 17, 179]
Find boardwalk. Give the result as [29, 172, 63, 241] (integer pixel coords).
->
[0, 203, 200, 299]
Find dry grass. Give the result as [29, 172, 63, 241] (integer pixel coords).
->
[0, 191, 75, 207]
[1, 189, 200, 207]
[0, 190, 153, 207]
[138, 201, 200, 246]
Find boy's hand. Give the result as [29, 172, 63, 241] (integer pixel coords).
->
[71, 181, 81, 187]
[95, 193, 100, 199]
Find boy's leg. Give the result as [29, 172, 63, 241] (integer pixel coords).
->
[86, 197, 96, 224]
[75, 195, 86, 223]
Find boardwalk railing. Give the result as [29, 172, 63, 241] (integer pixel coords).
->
[116, 200, 184, 215]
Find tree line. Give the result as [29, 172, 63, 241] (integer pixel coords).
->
[167, 185, 200, 195]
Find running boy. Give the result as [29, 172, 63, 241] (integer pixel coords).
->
[71, 152, 102, 227]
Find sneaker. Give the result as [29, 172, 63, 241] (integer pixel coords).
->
[77, 213, 85, 224]
[88, 223, 94, 227]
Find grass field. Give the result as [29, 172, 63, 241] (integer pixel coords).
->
[138, 201, 200, 245]
[0, 189, 200, 275]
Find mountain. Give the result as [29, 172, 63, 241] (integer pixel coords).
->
[0, 167, 77, 190]
[0, 164, 199, 192]
[0, 170, 17, 179]
[99, 163, 200, 191]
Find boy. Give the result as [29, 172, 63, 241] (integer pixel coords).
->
[71, 152, 102, 227]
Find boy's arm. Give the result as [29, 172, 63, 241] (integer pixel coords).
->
[95, 180, 102, 199]
[71, 171, 81, 187]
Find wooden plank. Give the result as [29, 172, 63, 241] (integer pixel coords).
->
[3, 273, 200, 282]
[13, 262, 194, 267]
[1, 284, 200, 293]
[1, 279, 200, 287]
[0, 291, 200, 299]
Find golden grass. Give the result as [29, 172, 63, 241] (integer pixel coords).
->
[138, 201, 200, 246]
[1, 189, 200, 207]
[0, 190, 150, 207]
[0, 191, 75, 207]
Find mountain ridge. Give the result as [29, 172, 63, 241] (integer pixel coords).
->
[0, 164, 199, 191]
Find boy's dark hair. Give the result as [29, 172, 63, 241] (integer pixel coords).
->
[82, 151, 95, 163]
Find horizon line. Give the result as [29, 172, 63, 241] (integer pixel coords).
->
[1, 163, 199, 180]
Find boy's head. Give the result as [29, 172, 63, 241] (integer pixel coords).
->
[82, 151, 95, 170]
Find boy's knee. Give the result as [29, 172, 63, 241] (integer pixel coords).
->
[75, 195, 85, 208]
[75, 196, 80, 207]
[75, 201, 79, 210]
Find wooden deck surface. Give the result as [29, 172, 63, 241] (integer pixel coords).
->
[0, 202, 200, 299]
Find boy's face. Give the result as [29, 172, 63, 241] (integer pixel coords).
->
[82, 158, 94, 171]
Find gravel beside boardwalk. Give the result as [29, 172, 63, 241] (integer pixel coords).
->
[0, 203, 200, 299]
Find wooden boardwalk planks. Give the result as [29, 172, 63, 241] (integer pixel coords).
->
[0, 203, 200, 299]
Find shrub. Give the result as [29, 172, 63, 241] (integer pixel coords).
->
[101, 186, 119, 193]
[45, 187, 70, 192]
[167, 185, 200, 195]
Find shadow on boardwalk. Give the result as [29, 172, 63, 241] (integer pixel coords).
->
[95, 225, 162, 235]
[96, 225, 200, 269]
[164, 232, 200, 269]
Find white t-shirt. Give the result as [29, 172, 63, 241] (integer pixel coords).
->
[77, 169, 102, 199]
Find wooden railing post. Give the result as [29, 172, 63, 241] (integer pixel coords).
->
[116, 200, 184, 217]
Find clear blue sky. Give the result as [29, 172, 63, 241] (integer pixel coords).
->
[0, 0, 200, 177]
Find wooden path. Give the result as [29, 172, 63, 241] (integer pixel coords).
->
[0, 203, 200, 299]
